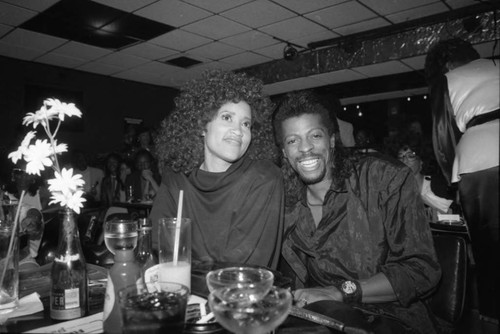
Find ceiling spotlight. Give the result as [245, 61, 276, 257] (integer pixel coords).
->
[283, 44, 298, 61]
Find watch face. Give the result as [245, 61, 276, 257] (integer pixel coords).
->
[342, 281, 357, 295]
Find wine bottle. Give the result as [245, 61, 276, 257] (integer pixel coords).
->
[50, 207, 88, 320]
[135, 218, 158, 284]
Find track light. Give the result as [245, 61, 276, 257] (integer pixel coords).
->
[283, 44, 298, 61]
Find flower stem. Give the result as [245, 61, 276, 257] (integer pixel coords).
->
[0, 190, 25, 293]
[48, 121, 62, 172]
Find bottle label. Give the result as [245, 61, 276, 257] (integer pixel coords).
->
[50, 287, 81, 320]
[103, 273, 114, 321]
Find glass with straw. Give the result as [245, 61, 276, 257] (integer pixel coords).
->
[158, 190, 192, 291]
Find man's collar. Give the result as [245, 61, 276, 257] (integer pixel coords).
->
[298, 176, 348, 207]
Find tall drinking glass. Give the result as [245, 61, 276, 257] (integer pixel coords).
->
[158, 218, 191, 291]
[0, 203, 19, 315]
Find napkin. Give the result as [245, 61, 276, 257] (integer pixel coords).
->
[0, 292, 44, 324]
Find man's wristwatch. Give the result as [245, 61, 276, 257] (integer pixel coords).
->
[339, 280, 362, 304]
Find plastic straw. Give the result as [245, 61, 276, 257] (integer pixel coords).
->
[173, 190, 183, 265]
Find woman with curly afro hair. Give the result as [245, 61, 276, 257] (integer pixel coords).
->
[149, 69, 284, 269]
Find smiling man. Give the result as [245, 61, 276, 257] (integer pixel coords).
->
[273, 92, 441, 334]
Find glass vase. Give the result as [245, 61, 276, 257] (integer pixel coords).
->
[0, 203, 20, 314]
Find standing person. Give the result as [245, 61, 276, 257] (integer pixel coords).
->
[149, 69, 283, 269]
[425, 38, 499, 325]
[273, 92, 440, 333]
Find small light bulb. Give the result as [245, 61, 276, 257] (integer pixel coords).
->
[423, 95, 427, 100]
[356, 105, 360, 109]
[358, 111, 362, 117]
[407, 97, 411, 101]
[343, 107, 347, 111]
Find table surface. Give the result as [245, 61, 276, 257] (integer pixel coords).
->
[1, 262, 368, 334]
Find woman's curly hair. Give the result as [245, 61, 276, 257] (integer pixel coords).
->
[273, 91, 356, 206]
[154, 69, 278, 174]
[424, 38, 479, 84]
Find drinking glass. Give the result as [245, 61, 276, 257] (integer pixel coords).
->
[158, 218, 191, 291]
[104, 219, 138, 255]
[119, 281, 189, 334]
[209, 286, 292, 334]
[206, 267, 274, 304]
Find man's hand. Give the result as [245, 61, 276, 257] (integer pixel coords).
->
[293, 286, 343, 307]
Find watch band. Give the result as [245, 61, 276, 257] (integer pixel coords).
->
[339, 280, 362, 304]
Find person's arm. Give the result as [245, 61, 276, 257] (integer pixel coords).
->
[293, 271, 396, 305]
[142, 169, 160, 194]
[378, 164, 441, 306]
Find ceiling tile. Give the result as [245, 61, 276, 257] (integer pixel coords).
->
[0, 0, 58, 12]
[0, 23, 13, 37]
[220, 51, 271, 67]
[36, 52, 87, 68]
[254, 42, 286, 59]
[291, 30, 340, 49]
[263, 77, 325, 96]
[183, 0, 253, 14]
[221, 0, 295, 28]
[333, 17, 390, 36]
[305, 1, 378, 29]
[400, 55, 426, 70]
[50, 41, 112, 61]
[131, 60, 178, 74]
[149, 29, 211, 51]
[358, 0, 437, 16]
[259, 16, 328, 42]
[160, 51, 210, 64]
[221, 30, 276, 50]
[443, 0, 478, 9]
[97, 52, 150, 68]
[352, 60, 413, 77]
[188, 41, 243, 60]
[0, 2, 37, 26]
[135, 1, 211, 28]
[2, 28, 67, 52]
[92, 0, 157, 13]
[182, 15, 250, 40]
[309, 69, 367, 84]
[112, 68, 162, 83]
[77, 61, 123, 75]
[120, 42, 177, 60]
[386, 3, 448, 24]
[0, 41, 44, 60]
[271, 0, 345, 14]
